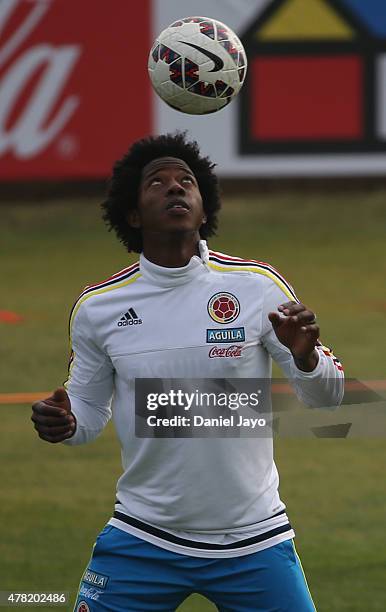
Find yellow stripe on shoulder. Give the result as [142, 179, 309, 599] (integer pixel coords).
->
[69, 272, 142, 339]
[64, 351, 76, 390]
[207, 261, 296, 301]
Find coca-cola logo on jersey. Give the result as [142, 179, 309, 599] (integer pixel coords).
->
[0, 0, 81, 158]
[208, 346, 242, 358]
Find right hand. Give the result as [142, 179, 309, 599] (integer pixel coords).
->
[31, 387, 76, 443]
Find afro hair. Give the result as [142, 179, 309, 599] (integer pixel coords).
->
[101, 132, 221, 253]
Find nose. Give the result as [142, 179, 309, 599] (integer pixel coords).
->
[166, 178, 185, 196]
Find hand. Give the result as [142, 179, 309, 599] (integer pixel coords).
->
[31, 387, 76, 443]
[268, 301, 319, 372]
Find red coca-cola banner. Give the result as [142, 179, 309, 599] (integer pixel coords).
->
[0, 0, 152, 179]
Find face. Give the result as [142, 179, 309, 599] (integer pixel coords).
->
[129, 157, 207, 236]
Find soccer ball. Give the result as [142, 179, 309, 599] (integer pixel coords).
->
[148, 16, 247, 115]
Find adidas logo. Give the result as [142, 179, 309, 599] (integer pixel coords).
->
[117, 307, 142, 327]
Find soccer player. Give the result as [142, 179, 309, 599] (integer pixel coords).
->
[31, 133, 344, 612]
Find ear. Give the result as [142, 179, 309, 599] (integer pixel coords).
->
[127, 208, 141, 229]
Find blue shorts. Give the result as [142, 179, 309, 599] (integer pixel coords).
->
[73, 525, 316, 612]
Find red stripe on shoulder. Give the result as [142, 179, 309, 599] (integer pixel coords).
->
[83, 261, 139, 292]
[209, 251, 289, 283]
[68, 262, 140, 325]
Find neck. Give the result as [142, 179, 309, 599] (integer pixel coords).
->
[142, 231, 201, 267]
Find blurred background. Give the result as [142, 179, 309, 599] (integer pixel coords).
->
[1, 1, 385, 610]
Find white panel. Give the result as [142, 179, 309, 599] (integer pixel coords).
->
[376, 54, 386, 141]
[152, 0, 386, 177]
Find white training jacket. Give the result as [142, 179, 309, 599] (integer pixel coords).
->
[63, 240, 344, 558]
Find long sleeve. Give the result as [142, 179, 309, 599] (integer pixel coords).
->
[260, 276, 344, 409]
[62, 301, 114, 445]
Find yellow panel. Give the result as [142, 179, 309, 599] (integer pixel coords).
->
[257, 0, 356, 40]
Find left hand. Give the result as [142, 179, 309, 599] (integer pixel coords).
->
[268, 301, 319, 371]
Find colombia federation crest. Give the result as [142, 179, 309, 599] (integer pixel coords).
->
[207, 292, 240, 324]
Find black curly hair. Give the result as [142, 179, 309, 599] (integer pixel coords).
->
[101, 132, 221, 253]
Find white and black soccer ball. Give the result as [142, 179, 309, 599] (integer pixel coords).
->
[148, 16, 247, 115]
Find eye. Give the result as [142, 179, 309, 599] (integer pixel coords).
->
[182, 176, 194, 184]
[149, 177, 162, 186]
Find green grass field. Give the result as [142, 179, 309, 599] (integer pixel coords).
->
[1, 191, 385, 611]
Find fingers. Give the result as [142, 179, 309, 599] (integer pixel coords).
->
[300, 323, 319, 335]
[34, 422, 74, 436]
[31, 395, 75, 443]
[43, 387, 71, 411]
[33, 416, 76, 443]
[32, 401, 67, 417]
[268, 312, 282, 327]
[278, 302, 317, 325]
[37, 429, 75, 444]
[295, 311, 316, 324]
[297, 313, 319, 334]
[269, 309, 316, 327]
[31, 409, 73, 427]
[51, 387, 70, 404]
[278, 300, 299, 314]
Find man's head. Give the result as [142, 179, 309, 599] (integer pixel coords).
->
[102, 132, 221, 253]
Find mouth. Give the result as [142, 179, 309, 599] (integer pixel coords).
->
[166, 200, 190, 211]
